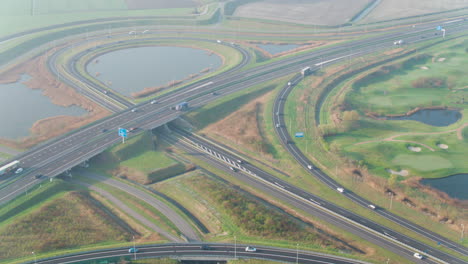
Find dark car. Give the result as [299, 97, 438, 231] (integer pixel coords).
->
[35, 174, 43, 179]
[200, 245, 211, 250]
[102, 129, 108, 133]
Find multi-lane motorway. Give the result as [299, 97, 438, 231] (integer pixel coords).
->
[28, 243, 371, 264]
[166, 127, 465, 264]
[1, 16, 467, 264]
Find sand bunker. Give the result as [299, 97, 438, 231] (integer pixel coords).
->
[408, 146, 422, 152]
[386, 168, 409, 176]
[420, 66, 429, 70]
[437, 58, 446, 62]
[437, 144, 448, 149]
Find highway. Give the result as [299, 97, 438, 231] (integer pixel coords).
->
[27, 243, 371, 264]
[0, 17, 467, 264]
[165, 127, 465, 264]
[273, 70, 468, 257]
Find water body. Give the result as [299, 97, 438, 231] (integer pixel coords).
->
[87, 46, 222, 97]
[387, 109, 462, 127]
[421, 174, 468, 200]
[0, 75, 87, 140]
[257, 44, 301, 55]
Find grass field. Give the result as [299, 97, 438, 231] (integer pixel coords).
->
[232, 0, 369, 26]
[0, 0, 198, 38]
[0, 180, 132, 262]
[330, 39, 468, 180]
[361, 0, 468, 23]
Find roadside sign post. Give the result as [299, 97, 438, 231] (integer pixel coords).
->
[118, 128, 128, 143]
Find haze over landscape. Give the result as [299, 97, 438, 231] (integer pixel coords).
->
[0, 1, 467, 264]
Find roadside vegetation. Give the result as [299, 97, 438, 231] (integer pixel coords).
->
[92, 131, 193, 185]
[287, 38, 467, 247]
[154, 172, 360, 253]
[0, 180, 133, 263]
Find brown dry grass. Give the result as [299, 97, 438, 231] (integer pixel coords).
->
[203, 90, 274, 156]
[0, 191, 133, 259]
[0, 50, 111, 149]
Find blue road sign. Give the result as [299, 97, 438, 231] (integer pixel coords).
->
[295, 132, 304, 138]
[118, 128, 127, 138]
[436, 26, 442, 31]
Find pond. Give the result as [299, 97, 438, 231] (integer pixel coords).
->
[0, 74, 87, 140]
[257, 44, 301, 55]
[387, 109, 462, 127]
[86, 46, 223, 97]
[421, 174, 468, 200]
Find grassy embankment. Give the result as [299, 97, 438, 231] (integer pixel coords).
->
[154, 171, 365, 255]
[178, 76, 412, 263]
[71, 38, 244, 103]
[0, 179, 135, 264]
[287, 37, 467, 248]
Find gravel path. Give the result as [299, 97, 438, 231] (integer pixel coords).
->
[81, 171, 200, 241]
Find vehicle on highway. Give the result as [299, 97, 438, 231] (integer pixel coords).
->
[276, 123, 280, 128]
[216, 40, 221, 43]
[393, 39, 404, 45]
[174, 102, 189, 111]
[15, 168, 23, 174]
[35, 174, 43, 179]
[200, 245, 211, 250]
[0, 160, 20, 175]
[368, 204, 376, 210]
[236, 159, 243, 164]
[150, 100, 157, 104]
[413, 252, 423, 259]
[229, 167, 237, 172]
[245, 246, 256, 252]
[103, 90, 108, 94]
[336, 187, 344, 193]
[128, 247, 139, 253]
[212, 92, 217, 95]
[287, 81, 291, 86]
[102, 129, 108, 133]
[131, 108, 137, 113]
[128, 127, 137, 132]
[307, 165, 314, 170]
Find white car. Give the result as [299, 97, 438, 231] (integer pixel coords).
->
[336, 187, 344, 193]
[413, 252, 423, 260]
[216, 40, 222, 43]
[150, 100, 157, 104]
[15, 168, 23, 174]
[245, 246, 256, 252]
[307, 165, 313, 170]
[131, 108, 137, 112]
[368, 204, 376, 210]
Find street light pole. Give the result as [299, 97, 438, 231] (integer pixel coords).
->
[32, 251, 37, 264]
[234, 235, 237, 259]
[296, 244, 299, 264]
[461, 224, 465, 241]
[133, 236, 136, 260]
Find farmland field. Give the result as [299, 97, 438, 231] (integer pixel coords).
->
[233, 0, 370, 25]
[362, 0, 468, 23]
[126, 0, 197, 9]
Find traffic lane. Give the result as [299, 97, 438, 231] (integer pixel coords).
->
[173, 132, 455, 264]
[84, 172, 200, 241]
[166, 138, 431, 263]
[273, 73, 468, 257]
